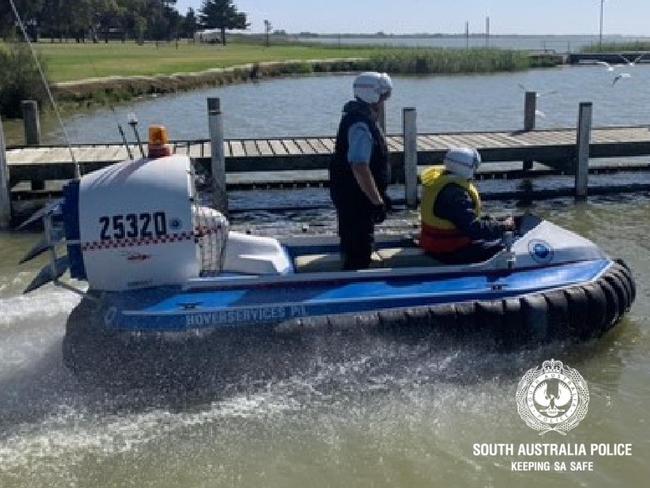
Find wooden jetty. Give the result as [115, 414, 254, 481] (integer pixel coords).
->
[567, 52, 650, 65]
[3, 95, 650, 227]
[6, 125, 650, 182]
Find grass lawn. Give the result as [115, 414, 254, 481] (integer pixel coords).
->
[1, 39, 538, 122]
[32, 40, 376, 82]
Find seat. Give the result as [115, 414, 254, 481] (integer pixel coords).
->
[294, 247, 442, 273]
[222, 231, 294, 275]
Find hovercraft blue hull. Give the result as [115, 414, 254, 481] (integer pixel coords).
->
[105, 258, 618, 334]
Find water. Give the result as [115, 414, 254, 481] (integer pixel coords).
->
[2, 68, 650, 485]
[43, 64, 650, 145]
[0, 195, 649, 487]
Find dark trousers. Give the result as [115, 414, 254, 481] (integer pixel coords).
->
[336, 205, 374, 270]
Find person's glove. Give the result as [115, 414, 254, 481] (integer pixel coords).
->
[382, 193, 393, 212]
[501, 216, 516, 231]
[371, 203, 387, 224]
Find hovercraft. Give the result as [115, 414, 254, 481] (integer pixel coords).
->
[21, 152, 635, 354]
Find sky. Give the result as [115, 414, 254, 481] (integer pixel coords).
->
[176, 0, 650, 36]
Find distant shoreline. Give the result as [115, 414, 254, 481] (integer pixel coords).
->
[0, 40, 561, 123]
[270, 33, 649, 39]
[52, 49, 558, 107]
[52, 59, 367, 104]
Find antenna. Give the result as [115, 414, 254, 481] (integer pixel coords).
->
[8, 0, 81, 179]
[128, 113, 145, 157]
[111, 106, 133, 160]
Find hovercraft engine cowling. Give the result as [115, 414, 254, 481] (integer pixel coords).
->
[60, 155, 291, 292]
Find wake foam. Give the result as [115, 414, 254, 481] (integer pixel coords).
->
[0, 287, 81, 329]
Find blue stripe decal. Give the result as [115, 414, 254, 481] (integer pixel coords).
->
[111, 259, 611, 332]
[62, 181, 86, 279]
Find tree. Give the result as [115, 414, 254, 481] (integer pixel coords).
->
[142, 0, 182, 43]
[131, 14, 146, 43]
[199, 0, 248, 46]
[0, 42, 48, 118]
[0, 0, 44, 40]
[39, 0, 66, 41]
[120, 0, 166, 43]
[166, 7, 182, 40]
[92, 0, 120, 43]
[263, 19, 271, 47]
[63, 0, 94, 42]
[118, 1, 147, 43]
[2, 0, 194, 43]
[182, 7, 198, 39]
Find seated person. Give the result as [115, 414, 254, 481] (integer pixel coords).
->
[419, 148, 515, 264]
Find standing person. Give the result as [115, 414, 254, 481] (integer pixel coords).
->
[420, 148, 515, 264]
[329, 72, 393, 270]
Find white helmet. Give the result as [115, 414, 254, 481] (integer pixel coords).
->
[444, 148, 481, 179]
[353, 72, 393, 104]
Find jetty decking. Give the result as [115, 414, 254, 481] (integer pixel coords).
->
[6, 125, 650, 184]
[567, 52, 650, 65]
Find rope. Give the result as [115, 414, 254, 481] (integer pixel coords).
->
[8, 0, 81, 179]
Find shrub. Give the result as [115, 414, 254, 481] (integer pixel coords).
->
[364, 48, 531, 75]
[0, 42, 48, 118]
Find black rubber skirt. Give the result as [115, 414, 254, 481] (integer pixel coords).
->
[62, 260, 635, 377]
[274, 259, 636, 347]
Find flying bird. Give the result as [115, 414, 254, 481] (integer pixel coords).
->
[619, 53, 645, 66]
[594, 60, 625, 71]
[517, 83, 558, 97]
[612, 73, 632, 86]
[595, 61, 615, 71]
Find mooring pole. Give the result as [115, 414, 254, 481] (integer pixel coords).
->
[0, 117, 11, 229]
[523, 91, 537, 171]
[21, 100, 41, 146]
[21, 100, 44, 190]
[575, 102, 593, 200]
[402, 107, 418, 209]
[207, 97, 227, 214]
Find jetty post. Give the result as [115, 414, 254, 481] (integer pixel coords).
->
[0, 117, 11, 229]
[575, 102, 593, 199]
[21, 100, 41, 146]
[523, 91, 537, 170]
[207, 97, 227, 213]
[402, 107, 418, 209]
[21, 100, 44, 191]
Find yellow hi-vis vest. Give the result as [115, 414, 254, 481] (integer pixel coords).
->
[420, 166, 482, 253]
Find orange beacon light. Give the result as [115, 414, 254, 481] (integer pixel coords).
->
[147, 125, 172, 158]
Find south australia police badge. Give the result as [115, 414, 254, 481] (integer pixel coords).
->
[516, 359, 590, 435]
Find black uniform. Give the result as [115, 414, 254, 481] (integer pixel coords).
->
[330, 100, 389, 270]
[432, 183, 509, 264]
